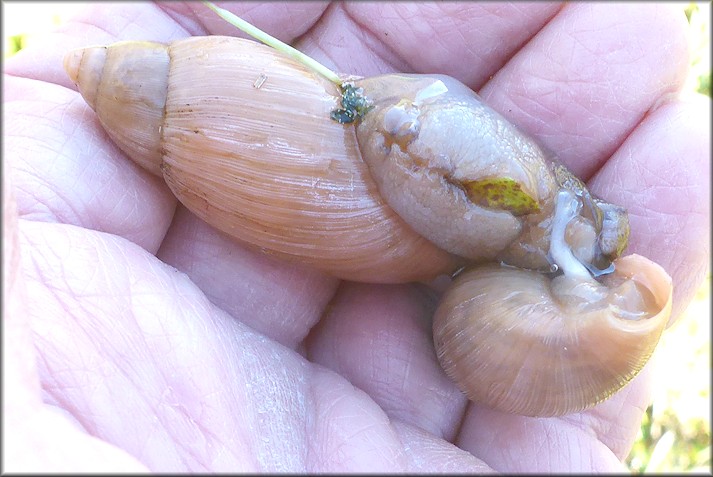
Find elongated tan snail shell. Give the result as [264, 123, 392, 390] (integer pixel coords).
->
[64, 36, 459, 283]
[64, 35, 673, 416]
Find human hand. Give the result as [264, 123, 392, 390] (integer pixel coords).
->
[4, 1, 709, 472]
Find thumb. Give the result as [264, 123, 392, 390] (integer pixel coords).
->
[2, 167, 148, 472]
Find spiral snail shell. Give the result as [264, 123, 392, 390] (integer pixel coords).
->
[63, 34, 673, 416]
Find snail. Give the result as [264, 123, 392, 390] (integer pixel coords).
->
[62, 24, 673, 417]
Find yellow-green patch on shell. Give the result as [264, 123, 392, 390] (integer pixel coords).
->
[465, 177, 541, 216]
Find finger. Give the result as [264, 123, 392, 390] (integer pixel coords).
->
[294, 2, 561, 80]
[150, 1, 343, 336]
[392, 421, 493, 473]
[458, 399, 629, 472]
[3, 2, 332, 89]
[20, 221, 416, 472]
[590, 94, 711, 322]
[306, 282, 468, 441]
[456, 358, 660, 472]
[18, 220, 286, 471]
[3, 75, 176, 253]
[3, 170, 147, 472]
[3, 165, 45, 467]
[480, 3, 690, 179]
[4, 3, 192, 89]
[445, 3, 696, 472]
[3, 146, 40, 415]
[4, 3, 186, 253]
[156, 205, 338, 348]
[5, 2, 342, 326]
[166, 1, 329, 41]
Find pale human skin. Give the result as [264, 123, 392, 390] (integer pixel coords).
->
[3, 1, 710, 472]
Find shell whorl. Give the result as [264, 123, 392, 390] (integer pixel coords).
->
[64, 35, 675, 417]
[64, 36, 460, 283]
[432, 254, 672, 416]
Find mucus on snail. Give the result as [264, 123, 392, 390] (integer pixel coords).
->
[62, 8, 673, 417]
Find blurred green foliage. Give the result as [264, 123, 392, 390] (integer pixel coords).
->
[628, 404, 711, 473]
[699, 74, 711, 98]
[626, 275, 711, 473]
[683, 2, 711, 97]
[625, 3, 711, 473]
[6, 34, 24, 57]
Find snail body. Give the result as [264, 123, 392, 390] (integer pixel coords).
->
[64, 35, 673, 416]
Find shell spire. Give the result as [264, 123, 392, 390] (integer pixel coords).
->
[64, 42, 170, 176]
[63, 36, 460, 283]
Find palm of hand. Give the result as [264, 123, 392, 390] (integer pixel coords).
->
[4, 2, 709, 473]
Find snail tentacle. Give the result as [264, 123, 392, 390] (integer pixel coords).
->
[63, 33, 674, 417]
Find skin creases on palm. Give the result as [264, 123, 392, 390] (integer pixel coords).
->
[3, 1, 708, 473]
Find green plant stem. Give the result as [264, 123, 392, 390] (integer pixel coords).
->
[202, 1, 342, 85]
